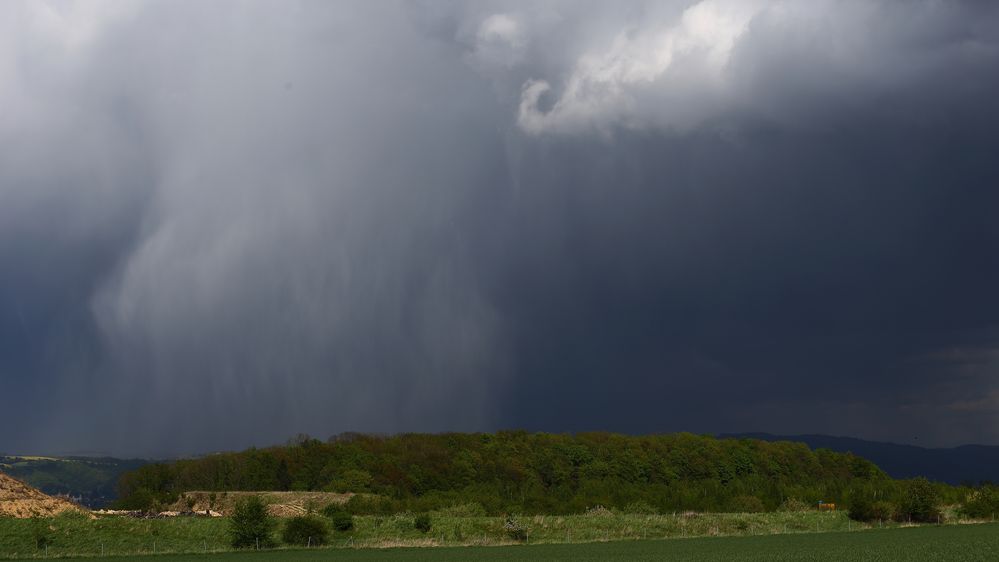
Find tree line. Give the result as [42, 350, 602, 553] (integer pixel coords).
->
[117, 431, 946, 514]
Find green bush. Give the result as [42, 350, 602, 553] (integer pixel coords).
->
[228, 496, 276, 549]
[343, 494, 396, 515]
[325, 469, 374, 493]
[897, 478, 941, 523]
[871, 501, 897, 522]
[322, 508, 354, 531]
[622, 501, 658, 515]
[960, 486, 999, 519]
[414, 514, 432, 533]
[281, 515, 329, 546]
[431, 502, 487, 517]
[115, 487, 157, 511]
[504, 517, 528, 541]
[728, 495, 765, 513]
[779, 498, 811, 512]
[848, 492, 874, 521]
[30, 518, 53, 550]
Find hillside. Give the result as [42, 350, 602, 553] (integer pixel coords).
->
[167, 490, 352, 516]
[0, 471, 85, 518]
[118, 431, 890, 514]
[720, 433, 999, 485]
[0, 455, 149, 508]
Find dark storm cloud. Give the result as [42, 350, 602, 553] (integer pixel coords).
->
[2, 1, 999, 455]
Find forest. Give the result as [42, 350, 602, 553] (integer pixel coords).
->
[116, 431, 960, 515]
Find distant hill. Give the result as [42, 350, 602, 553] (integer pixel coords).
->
[117, 431, 890, 514]
[0, 455, 149, 508]
[720, 433, 999, 485]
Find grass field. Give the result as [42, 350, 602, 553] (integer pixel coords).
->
[50, 524, 999, 562]
[0, 510, 883, 559]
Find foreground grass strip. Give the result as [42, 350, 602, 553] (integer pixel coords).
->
[1, 511, 864, 558]
[56, 524, 999, 562]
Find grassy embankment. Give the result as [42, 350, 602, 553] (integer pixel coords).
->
[0, 510, 979, 559]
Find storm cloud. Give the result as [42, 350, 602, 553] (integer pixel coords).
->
[2, 1, 999, 456]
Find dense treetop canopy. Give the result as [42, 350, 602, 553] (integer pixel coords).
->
[119, 432, 889, 514]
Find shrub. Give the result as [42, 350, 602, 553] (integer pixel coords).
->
[848, 492, 878, 522]
[850, 491, 900, 523]
[960, 486, 999, 519]
[584, 505, 614, 517]
[323, 508, 354, 531]
[431, 503, 487, 517]
[897, 478, 941, 523]
[622, 501, 658, 515]
[343, 494, 396, 515]
[327, 469, 374, 493]
[871, 501, 897, 522]
[728, 495, 765, 513]
[228, 496, 276, 549]
[779, 498, 811, 512]
[30, 518, 53, 550]
[414, 514, 432, 533]
[115, 488, 157, 511]
[281, 515, 329, 546]
[504, 517, 528, 541]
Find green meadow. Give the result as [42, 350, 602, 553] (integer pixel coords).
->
[5, 522, 998, 562]
[0, 511, 982, 560]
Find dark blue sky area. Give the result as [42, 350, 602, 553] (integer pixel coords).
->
[2, 1, 999, 456]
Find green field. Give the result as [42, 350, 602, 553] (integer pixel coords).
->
[0, 511, 873, 559]
[38, 524, 999, 562]
[4, 511, 992, 560]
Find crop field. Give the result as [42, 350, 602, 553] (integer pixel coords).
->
[27, 524, 999, 562]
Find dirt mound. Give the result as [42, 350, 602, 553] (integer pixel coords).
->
[0, 472, 86, 518]
[170, 491, 354, 517]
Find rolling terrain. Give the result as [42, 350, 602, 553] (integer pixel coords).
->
[0, 455, 148, 508]
[721, 433, 999, 485]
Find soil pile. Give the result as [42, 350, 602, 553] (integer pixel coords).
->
[0, 471, 86, 518]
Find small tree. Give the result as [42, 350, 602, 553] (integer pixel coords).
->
[281, 515, 329, 546]
[504, 517, 528, 541]
[321, 506, 354, 531]
[229, 496, 276, 549]
[277, 459, 292, 492]
[115, 487, 157, 511]
[961, 486, 999, 519]
[897, 478, 941, 523]
[728, 495, 765, 513]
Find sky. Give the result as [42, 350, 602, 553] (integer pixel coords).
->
[2, 0, 999, 457]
